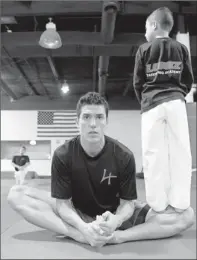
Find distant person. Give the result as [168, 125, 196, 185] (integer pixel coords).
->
[12, 146, 30, 185]
[133, 7, 194, 213]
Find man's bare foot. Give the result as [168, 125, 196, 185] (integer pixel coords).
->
[56, 232, 88, 244]
[56, 234, 67, 239]
[107, 231, 123, 245]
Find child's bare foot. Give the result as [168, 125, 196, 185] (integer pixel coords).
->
[174, 208, 186, 213]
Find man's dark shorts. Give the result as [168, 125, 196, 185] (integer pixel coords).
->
[74, 201, 151, 230]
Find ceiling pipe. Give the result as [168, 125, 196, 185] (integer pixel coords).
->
[46, 55, 62, 97]
[98, 1, 119, 97]
[1, 79, 18, 101]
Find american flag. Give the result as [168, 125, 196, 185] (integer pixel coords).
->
[37, 111, 79, 139]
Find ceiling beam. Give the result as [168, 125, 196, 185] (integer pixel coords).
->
[0, 79, 18, 100]
[2, 32, 196, 57]
[122, 1, 196, 14]
[2, 41, 196, 58]
[46, 56, 62, 97]
[35, 78, 130, 85]
[1, 31, 144, 47]
[13, 60, 40, 96]
[2, 1, 197, 16]
[1, 31, 144, 58]
[25, 59, 52, 99]
[0, 45, 138, 57]
[1, 1, 102, 16]
[1, 46, 40, 95]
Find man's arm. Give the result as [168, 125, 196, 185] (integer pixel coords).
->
[56, 198, 88, 233]
[115, 153, 137, 227]
[98, 199, 135, 234]
[51, 149, 82, 229]
[133, 46, 145, 103]
[114, 199, 135, 228]
[98, 153, 137, 233]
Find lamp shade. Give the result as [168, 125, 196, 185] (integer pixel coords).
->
[39, 21, 62, 49]
[29, 140, 36, 145]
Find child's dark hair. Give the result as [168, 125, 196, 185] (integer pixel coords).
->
[76, 92, 109, 118]
[147, 7, 174, 32]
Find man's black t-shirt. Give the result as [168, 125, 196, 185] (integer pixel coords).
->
[51, 136, 137, 217]
[133, 37, 194, 113]
[12, 155, 30, 171]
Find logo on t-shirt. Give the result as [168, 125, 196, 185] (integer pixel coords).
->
[100, 169, 117, 185]
[146, 61, 182, 77]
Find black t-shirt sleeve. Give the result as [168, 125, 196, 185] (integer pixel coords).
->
[51, 146, 72, 200]
[119, 152, 137, 200]
[12, 156, 16, 163]
[133, 46, 146, 103]
[181, 45, 194, 94]
[25, 156, 30, 163]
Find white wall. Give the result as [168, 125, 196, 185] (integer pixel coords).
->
[1, 110, 142, 175]
[106, 110, 142, 171]
[1, 111, 37, 140]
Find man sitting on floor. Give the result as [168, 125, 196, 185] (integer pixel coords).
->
[7, 92, 194, 248]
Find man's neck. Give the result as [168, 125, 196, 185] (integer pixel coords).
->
[80, 136, 105, 157]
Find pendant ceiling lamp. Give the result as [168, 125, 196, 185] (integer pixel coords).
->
[39, 18, 62, 49]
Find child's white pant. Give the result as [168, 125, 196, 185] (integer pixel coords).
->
[141, 99, 192, 211]
[14, 169, 27, 185]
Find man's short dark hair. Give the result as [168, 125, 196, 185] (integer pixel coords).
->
[147, 7, 174, 32]
[76, 92, 109, 118]
[21, 146, 26, 150]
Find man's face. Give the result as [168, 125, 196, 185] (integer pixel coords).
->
[20, 147, 25, 155]
[77, 105, 108, 143]
[145, 20, 156, 42]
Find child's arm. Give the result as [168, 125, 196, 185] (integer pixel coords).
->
[133, 47, 145, 103]
[182, 47, 194, 94]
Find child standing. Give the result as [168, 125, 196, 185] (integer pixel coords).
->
[133, 7, 194, 213]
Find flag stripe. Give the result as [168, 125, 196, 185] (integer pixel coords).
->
[37, 135, 77, 140]
[38, 126, 77, 129]
[53, 112, 77, 115]
[53, 120, 76, 124]
[37, 133, 78, 136]
[53, 118, 76, 121]
[53, 116, 77, 119]
[40, 123, 77, 125]
[37, 130, 79, 133]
